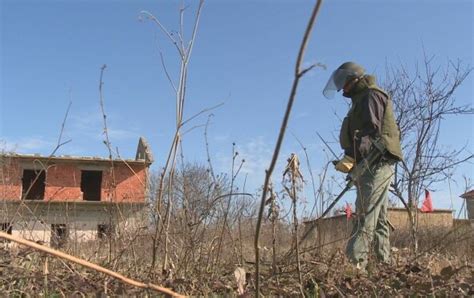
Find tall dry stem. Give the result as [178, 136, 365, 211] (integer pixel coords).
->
[283, 153, 304, 296]
[254, 0, 324, 295]
[140, 0, 205, 273]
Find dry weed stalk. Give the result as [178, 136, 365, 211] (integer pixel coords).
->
[292, 132, 319, 217]
[283, 153, 305, 296]
[139, 0, 205, 272]
[213, 143, 245, 272]
[254, 0, 324, 295]
[264, 182, 279, 277]
[98, 64, 119, 263]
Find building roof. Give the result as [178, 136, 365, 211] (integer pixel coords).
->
[0, 137, 154, 166]
[0, 137, 153, 166]
[460, 189, 474, 200]
[0, 153, 152, 166]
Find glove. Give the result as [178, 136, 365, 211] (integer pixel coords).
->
[335, 155, 355, 173]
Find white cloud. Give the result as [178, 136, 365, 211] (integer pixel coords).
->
[68, 111, 137, 142]
[107, 128, 137, 140]
[214, 136, 299, 192]
[213, 134, 230, 142]
[1, 137, 55, 153]
[216, 136, 271, 177]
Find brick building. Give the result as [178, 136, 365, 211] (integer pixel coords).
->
[0, 137, 153, 247]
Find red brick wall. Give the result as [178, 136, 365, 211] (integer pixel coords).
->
[46, 164, 82, 201]
[101, 164, 148, 202]
[0, 157, 148, 202]
[0, 157, 22, 199]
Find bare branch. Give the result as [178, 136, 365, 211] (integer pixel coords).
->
[181, 102, 224, 127]
[140, 10, 184, 57]
[159, 51, 177, 92]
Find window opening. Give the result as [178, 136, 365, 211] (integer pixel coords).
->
[51, 224, 68, 248]
[22, 169, 46, 200]
[0, 223, 12, 244]
[81, 170, 102, 201]
[97, 224, 114, 239]
[0, 223, 12, 234]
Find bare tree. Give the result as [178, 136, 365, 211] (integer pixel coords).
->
[168, 162, 228, 277]
[384, 54, 473, 250]
[385, 55, 472, 207]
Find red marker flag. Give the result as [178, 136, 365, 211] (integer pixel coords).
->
[345, 202, 352, 219]
[420, 189, 434, 212]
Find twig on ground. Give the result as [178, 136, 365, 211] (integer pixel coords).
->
[0, 231, 184, 297]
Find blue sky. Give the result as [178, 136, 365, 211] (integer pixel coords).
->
[1, 0, 473, 216]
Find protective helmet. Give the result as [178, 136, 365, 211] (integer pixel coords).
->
[323, 62, 365, 99]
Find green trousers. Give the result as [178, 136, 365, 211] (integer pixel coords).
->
[346, 162, 394, 268]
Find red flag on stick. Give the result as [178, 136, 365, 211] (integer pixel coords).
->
[420, 189, 434, 212]
[345, 202, 352, 219]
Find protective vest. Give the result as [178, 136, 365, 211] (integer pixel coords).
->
[339, 76, 403, 161]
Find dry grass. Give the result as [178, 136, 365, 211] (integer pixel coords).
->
[1, 218, 473, 296]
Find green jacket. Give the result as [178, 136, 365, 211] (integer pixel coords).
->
[339, 75, 403, 162]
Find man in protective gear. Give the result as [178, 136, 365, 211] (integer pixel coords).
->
[323, 62, 403, 270]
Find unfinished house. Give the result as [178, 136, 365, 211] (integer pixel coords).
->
[0, 137, 153, 247]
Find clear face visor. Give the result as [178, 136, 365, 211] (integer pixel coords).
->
[322, 69, 360, 99]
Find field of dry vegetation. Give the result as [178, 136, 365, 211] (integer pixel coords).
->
[2, 0, 474, 296]
[0, 208, 473, 296]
